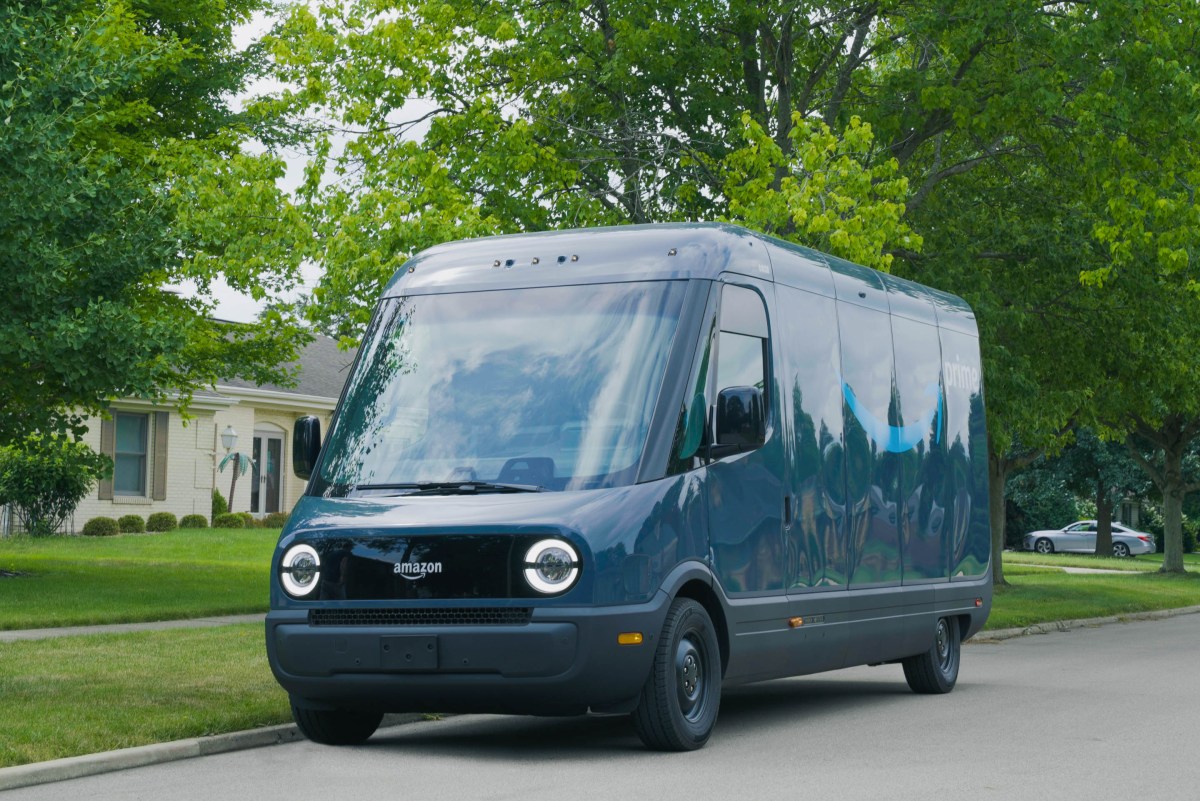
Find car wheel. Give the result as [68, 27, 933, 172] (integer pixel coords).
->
[632, 598, 722, 751]
[1112, 542, 1130, 558]
[902, 616, 961, 695]
[291, 701, 383, 745]
[1034, 538, 1054, 555]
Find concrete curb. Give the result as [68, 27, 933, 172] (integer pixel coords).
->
[0, 713, 426, 792]
[970, 604, 1200, 643]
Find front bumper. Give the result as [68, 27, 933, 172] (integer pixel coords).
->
[266, 594, 672, 717]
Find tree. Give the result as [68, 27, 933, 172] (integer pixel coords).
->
[0, 437, 110, 536]
[219, 451, 255, 514]
[0, 0, 312, 445]
[270, 1, 1200, 585]
[1055, 429, 1148, 557]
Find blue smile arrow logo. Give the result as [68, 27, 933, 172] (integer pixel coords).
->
[841, 381, 943, 453]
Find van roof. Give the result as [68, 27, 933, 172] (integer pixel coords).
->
[384, 223, 976, 335]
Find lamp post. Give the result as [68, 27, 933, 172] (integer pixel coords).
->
[221, 425, 237, 453]
[218, 425, 254, 514]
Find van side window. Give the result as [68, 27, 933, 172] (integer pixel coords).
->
[716, 285, 768, 414]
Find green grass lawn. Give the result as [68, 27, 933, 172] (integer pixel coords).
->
[987, 568, 1200, 629]
[0, 529, 280, 629]
[1003, 549, 1200, 573]
[0, 624, 290, 768]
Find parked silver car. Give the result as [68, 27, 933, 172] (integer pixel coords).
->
[1023, 520, 1155, 557]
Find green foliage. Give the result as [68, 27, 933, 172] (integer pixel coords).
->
[0, 0, 312, 445]
[212, 513, 245, 529]
[117, 515, 145, 534]
[269, 0, 936, 343]
[236, 512, 255, 527]
[179, 514, 209, 530]
[81, 517, 120, 537]
[261, 512, 290, 529]
[1141, 506, 1199, 555]
[145, 512, 178, 533]
[0, 436, 109, 536]
[1006, 464, 1079, 550]
[211, 489, 229, 519]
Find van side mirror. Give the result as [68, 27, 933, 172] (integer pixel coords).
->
[293, 416, 322, 479]
[711, 386, 764, 458]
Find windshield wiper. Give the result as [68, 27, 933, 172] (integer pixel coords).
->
[351, 481, 545, 497]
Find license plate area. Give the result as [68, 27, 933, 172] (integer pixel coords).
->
[380, 635, 438, 670]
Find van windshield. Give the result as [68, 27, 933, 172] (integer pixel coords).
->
[316, 281, 688, 494]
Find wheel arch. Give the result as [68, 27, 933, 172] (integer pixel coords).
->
[657, 561, 730, 678]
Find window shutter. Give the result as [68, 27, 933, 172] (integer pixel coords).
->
[152, 411, 169, 501]
[98, 417, 115, 500]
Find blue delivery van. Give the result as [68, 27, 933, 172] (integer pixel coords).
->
[267, 223, 991, 751]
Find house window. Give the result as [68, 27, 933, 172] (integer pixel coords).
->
[114, 413, 149, 496]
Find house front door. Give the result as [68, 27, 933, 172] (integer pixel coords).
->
[251, 433, 283, 514]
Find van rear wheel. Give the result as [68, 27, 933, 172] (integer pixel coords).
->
[902, 616, 960, 694]
[291, 701, 383, 745]
[632, 598, 721, 751]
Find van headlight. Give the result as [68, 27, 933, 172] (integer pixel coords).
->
[523, 539, 580, 594]
[280, 544, 321, 597]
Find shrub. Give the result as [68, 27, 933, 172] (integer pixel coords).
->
[117, 514, 145, 533]
[261, 511, 290, 528]
[0, 436, 110, 536]
[237, 511, 255, 527]
[82, 517, 120, 537]
[213, 512, 245, 528]
[146, 512, 178, 532]
[1146, 506, 1199, 554]
[180, 514, 208, 529]
[211, 488, 228, 520]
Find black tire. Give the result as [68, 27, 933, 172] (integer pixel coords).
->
[632, 598, 722, 751]
[291, 702, 383, 745]
[902, 616, 961, 695]
[1034, 538, 1054, 555]
[1112, 542, 1130, 558]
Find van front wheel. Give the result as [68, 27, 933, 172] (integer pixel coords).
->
[902, 616, 960, 694]
[291, 702, 383, 745]
[632, 598, 721, 751]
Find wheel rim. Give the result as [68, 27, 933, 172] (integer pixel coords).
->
[1114, 543, 1128, 557]
[1036, 540, 1051, 554]
[675, 634, 705, 722]
[935, 619, 953, 674]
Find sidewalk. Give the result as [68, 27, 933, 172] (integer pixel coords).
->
[0, 613, 265, 642]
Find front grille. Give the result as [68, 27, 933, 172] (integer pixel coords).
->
[308, 607, 533, 627]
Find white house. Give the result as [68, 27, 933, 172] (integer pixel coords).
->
[68, 334, 356, 530]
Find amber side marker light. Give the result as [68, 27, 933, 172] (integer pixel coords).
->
[617, 632, 643, 645]
[788, 617, 804, 628]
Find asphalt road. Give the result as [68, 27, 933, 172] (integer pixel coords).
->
[10, 615, 1200, 801]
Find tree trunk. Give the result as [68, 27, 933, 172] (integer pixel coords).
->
[1160, 477, 1186, 574]
[1094, 484, 1114, 557]
[229, 471, 239, 515]
[988, 453, 1009, 586]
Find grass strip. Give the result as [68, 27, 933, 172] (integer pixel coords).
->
[0, 624, 289, 768]
[0, 530, 279, 630]
[987, 569, 1200, 630]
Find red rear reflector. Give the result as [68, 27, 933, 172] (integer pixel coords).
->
[975, 598, 983, 607]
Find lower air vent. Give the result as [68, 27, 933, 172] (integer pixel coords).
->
[309, 608, 533, 627]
